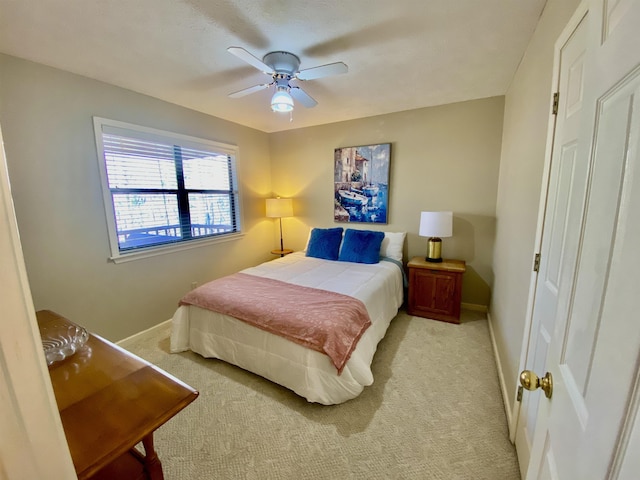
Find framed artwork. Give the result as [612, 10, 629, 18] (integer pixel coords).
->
[334, 143, 391, 224]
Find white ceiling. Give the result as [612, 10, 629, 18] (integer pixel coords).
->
[0, 0, 546, 133]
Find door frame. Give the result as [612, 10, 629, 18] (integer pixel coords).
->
[509, 0, 590, 443]
[0, 123, 77, 478]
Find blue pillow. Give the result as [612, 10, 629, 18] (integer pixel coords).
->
[306, 227, 344, 260]
[338, 229, 385, 264]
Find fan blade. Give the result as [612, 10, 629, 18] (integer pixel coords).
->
[227, 47, 274, 74]
[297, 62, 348, 81]
[290, 87, 317, 108]
[228, 83, 271, 98]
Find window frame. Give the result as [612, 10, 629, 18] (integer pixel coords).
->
[93, 117, 243, 263]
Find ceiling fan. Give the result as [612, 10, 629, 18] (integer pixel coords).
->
[227, 47, 348, 113]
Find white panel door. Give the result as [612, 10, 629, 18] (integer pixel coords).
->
[514, 9, 589, 475]
[525, 0, 640, 478]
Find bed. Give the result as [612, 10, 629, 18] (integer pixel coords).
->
[170, 228, 405, 405]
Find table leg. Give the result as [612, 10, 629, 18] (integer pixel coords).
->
[142, 434, 164, 480]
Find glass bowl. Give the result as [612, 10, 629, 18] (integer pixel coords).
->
[39, 321, 89, 366]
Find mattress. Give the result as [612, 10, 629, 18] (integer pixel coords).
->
[170, 252, 404, 404]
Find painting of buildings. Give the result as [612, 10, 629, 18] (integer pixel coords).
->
[334, 143, 391, 223]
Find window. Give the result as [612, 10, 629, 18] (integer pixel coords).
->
[94, 118, 241, 262]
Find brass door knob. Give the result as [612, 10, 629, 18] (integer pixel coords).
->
[519, 370, 553, 399]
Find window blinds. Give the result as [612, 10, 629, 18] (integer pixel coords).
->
[97, 121, 239, 253]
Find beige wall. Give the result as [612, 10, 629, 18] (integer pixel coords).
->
[490, 0, 581, 406]
[0, 54, 274, 341]
[1, 54, 506, 340]
[269, 97, 505, 306]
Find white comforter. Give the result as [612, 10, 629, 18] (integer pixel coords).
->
[170, 252, 404, 404]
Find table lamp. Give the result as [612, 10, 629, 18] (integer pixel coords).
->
[266, 197, 293, 252]
[419, 211, 452, 263]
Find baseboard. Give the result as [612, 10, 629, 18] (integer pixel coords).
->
[486, 310, 513, 437]
[461, 302, 488, 313]
[117, 319, 172, 348]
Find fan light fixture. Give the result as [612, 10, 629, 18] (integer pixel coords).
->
[227, 48, 343, 112]
[271, 87, 294, 112]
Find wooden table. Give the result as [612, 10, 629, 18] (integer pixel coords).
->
[38, 310, 198, 480]
[271, 248, 293, 257]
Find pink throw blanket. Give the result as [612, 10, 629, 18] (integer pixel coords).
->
[179, 273, 371, 374]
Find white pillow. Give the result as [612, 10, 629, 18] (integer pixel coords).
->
[380, 231, 406, 262]
[303, 228, 313, 252]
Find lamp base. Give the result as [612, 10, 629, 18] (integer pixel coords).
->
[425, 237, 443, 263]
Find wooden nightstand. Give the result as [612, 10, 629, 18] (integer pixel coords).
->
[407, 257, 466, 324]
[271, 249, 293, 257]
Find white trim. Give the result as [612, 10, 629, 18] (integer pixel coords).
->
[610, 357, 640, 478]
[0, 124, 77, 478]
[487, 310, 513, 437]
[92, 117, 244, 263]
[461, 302, 488, 313]
[117, 318, 172, 347]
[109, 232, 244, 264]
[94, 117, 240, 156]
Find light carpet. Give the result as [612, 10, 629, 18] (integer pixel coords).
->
[125, 309, 520, 480]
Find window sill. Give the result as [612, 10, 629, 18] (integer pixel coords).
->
[108, 232, 244, 264]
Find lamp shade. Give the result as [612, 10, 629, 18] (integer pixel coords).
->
[419, 211, 453, 238]
[271, 89, 294, 112]
[266, 198, 293, 218]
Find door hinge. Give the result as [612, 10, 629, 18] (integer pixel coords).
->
[517, 385, 524, 402]
[533, 253, 541, 272]
[552, 92, 559, 115]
